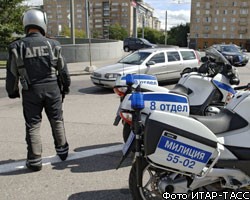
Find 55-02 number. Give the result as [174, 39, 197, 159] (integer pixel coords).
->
[166, 153, 196, 169]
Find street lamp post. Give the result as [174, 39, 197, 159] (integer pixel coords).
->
[70, 0, 75, 44]
[165, 10, 167, 45]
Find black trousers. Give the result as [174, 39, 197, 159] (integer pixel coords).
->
[22, 82, 68, 166]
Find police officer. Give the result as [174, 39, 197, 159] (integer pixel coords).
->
[6, 9, 71, 171]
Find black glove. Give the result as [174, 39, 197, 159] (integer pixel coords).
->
[8, 90, 20, 99]
[63, 87, 70, 95]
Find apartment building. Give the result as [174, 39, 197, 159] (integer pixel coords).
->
[43, 0, 161, 39]
[190, 0, 250, 50]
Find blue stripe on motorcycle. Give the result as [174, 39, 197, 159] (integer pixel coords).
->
[212, 80, 236, 94]
[121, 74, 157, 80]
[137, 93, 188, 103]
[158, 136, 212, 163]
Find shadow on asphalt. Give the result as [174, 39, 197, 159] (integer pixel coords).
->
[78, 86, 113, 95]
[74, 142, 122, 152]
[51, 150, 133, 173]
[68, 188, 131, 200]
[0, 143, 132, 175]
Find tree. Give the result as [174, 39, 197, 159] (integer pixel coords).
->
[0, 0, 26, 48]
[109, 23, 128, 40]
[167, 23, 190, 47]
[61, 26, 86, 38]
[137, 27, 165, 44]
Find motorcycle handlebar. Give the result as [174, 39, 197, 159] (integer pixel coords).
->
[234, 83, 250, 90]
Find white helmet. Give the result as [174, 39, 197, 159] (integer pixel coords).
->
[22, 9, 47, 35]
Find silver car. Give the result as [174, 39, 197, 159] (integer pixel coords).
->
[90, 47, 200, 88]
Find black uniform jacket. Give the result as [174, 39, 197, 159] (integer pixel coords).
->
[6, 32, 71, 98]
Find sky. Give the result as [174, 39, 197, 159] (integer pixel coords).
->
[25, 0, 191, 30]
[144, 0, 191, 30]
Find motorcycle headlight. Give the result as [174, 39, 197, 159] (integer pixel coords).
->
[104, 73, 120, 79]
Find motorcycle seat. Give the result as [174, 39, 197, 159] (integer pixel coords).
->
[169, 84, 191, 97]
[191, 109, 248, 134]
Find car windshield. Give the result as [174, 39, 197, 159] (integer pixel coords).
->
[221, 45, 240, 53]
[118, 52, 151, 65]
[140, 38, 152, 45]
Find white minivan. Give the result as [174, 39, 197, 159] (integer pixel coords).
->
[90, 47, 200, 88]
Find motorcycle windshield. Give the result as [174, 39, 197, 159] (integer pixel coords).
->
[205, 47, 230, 65]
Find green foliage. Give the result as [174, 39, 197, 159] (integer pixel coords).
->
[61, 26, 86, 38]
[0, 0, 26, 47]
[137, 27, 165, 44]
[109, 23, 128, 40]
[167, 23, 190, 47]
[137, 23, 190, 47]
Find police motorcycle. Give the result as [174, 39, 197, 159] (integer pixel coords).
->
[114, 47, 240, 144]
[127, 81, 250, 200]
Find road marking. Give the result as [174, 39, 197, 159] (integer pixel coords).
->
[0, 144, 123, 174]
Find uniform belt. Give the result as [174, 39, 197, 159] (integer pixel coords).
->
[30, 81, 58, 89]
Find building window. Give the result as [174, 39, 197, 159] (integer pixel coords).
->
[232, 10, 237, 15]
[215, 10, 219, 15]
[222, 26, 226, 31]
[231, 18, 236, 23]
[205, 10, 210, 15]
[223, 18, 227, 23]
[214, 18, 218, 23]
[223, 10, 227, 15]
[240, 9, 248, 14]
[242, 2, 248, 7]
[232, 2, 237, 6]
[214, 26, 218, 30]
[196, 10, 200, 15]
[205, 2, 210, 9]
[196, 2, 200, 7]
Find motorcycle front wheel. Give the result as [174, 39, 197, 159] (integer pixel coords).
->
[129, 158, 164, 200]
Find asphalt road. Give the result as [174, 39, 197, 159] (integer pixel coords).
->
[0, 59, 250, 200]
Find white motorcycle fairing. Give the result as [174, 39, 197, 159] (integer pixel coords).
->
[144, 110, 219, 175]
[142, 91, 250, 191]
[212, 73, 236, 103]
[120, 92, 190, 119]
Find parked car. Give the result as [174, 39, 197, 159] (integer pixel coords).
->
[208, 44, 249, 66]
[123, 37, 156, 52]
[90, 47, 200, 88]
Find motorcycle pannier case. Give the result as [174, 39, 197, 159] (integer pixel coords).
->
[144, 110, 218, 175]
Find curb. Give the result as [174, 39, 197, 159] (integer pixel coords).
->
[0, 72, 91, 81]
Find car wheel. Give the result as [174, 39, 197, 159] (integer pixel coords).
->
[124, 46, 130, 52]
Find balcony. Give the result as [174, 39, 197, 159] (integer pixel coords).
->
[239, 14, 248, 18]
[239, 21, 248, 26]
[238, 29, 248, 34]
[203, 29, 211, 34]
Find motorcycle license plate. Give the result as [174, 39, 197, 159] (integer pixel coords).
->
[150, 135, 214, 174]
[122, 131, 135, 155]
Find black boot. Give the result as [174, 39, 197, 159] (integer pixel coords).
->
[26, 160, 42, 171]
[56, 142, 69, 161]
